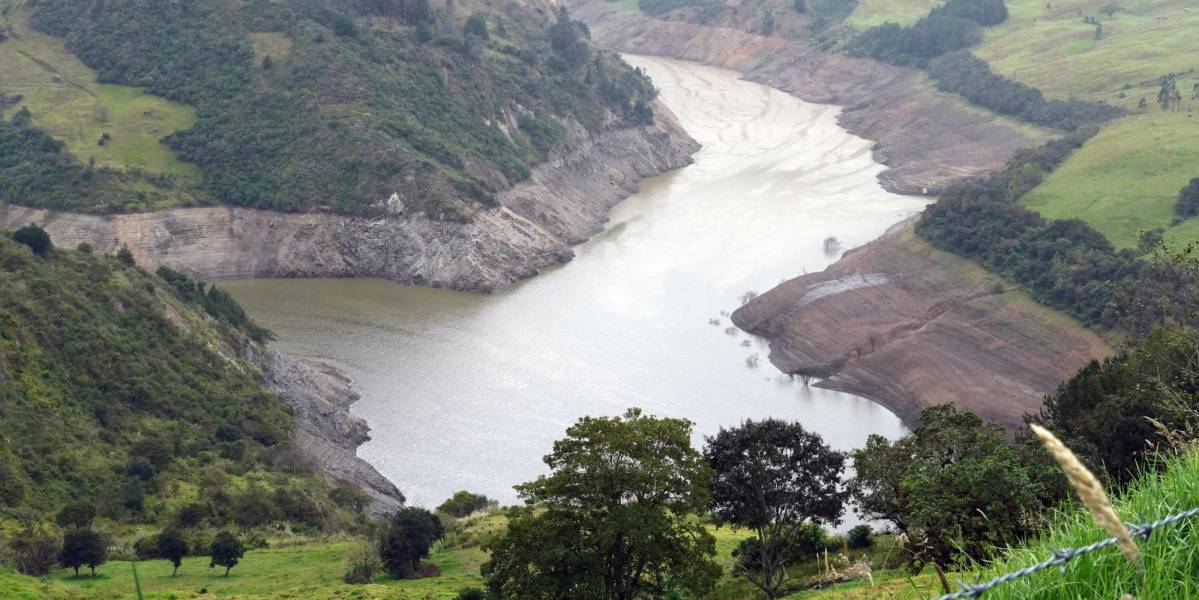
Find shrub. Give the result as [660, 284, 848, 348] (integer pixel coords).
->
[344, 538, 384, 584]
[380, 507, 445, 578]
[847, 524, 873, 549]
[455, 588, 485, 600]
[437, 491, 493, 518]
[12, 224, 51, 255]
[55, 502, 96, 530]
[7, 528, 60, 576]
[1176, 178, 1199, 219]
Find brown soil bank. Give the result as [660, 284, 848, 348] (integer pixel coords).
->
[568, 0, 1042, 194]
[733, 226, 1111, 429]
[0, 104, 697, 293]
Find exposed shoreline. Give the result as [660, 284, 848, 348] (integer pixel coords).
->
[0, 100, 699, 293]
[571, 0, 1109, 428]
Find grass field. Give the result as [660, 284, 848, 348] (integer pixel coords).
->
[0, 7, 199, 181]
[1020, 112, 1199, 248]
[964, 0, 1199, 247]
[976, 0, 1199, 102]
[845, 0, 942, 28]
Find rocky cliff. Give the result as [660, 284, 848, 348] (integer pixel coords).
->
[0, 103, 697, 292]
[733, 226, 1111, 429]
[252, 346, 406, 518]
[568, 0, 1041, 195]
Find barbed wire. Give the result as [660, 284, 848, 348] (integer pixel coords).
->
[932, 505, 1199, 600]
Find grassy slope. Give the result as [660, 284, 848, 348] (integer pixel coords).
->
[971, 0, 1199, 247]
[0, 9, 200, 184]
[845, 0, 942, 28]
[1, 515, 755, 600]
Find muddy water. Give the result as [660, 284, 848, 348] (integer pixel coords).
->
[223, 55, 929, 508]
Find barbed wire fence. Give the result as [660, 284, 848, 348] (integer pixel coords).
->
[931, 505, 1199, 600]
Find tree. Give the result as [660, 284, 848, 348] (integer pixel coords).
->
[60, 529, 107, 577]
[437, 490, 493, 518]
[847, 524, 873, 549]
[116, 245, 135, 266]
[157, 530, 188, 577]
[209, 531, 245, 576]
[172, 503, 206, 529]
[7, 523, 60, 576]
[463, 13, 489, 40]
[55, 502, 96, 530]
[704, 419, 846, 599]
[380, 507, 445, 578]
[849, 406, 1059, 584]
[484, 408, 720, 600]
[1177, 178, 1199, 220]
[13, 223, 51, 255]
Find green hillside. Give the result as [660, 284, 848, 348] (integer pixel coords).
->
[0, 230, 368, 536]
[0, 0, 658, 217]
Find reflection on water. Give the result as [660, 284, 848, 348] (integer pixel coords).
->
[223, 55, 928, 509]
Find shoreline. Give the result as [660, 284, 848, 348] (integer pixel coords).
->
[0, 99, 699, 293]
[574, 1, 1109, 428]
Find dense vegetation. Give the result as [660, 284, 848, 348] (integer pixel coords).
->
[0, 227, 375, 578]
[16, 0, 657, 217]
[846, 0, 1005, 67]
[1178, 178, 1199, 220]
[928, 50, 1125, 130]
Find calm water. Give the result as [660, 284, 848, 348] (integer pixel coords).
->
[223, 55, 928, 509]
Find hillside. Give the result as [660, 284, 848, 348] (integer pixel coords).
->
[0, 0, 660, 217]
[0, 229, 401, 533]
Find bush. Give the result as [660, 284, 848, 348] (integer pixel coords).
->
[12, 224, 51, 255]
[343, 538, 383, 584]
[1176, 178, 1199, 219]
[455, 588, 485, 600]
[437, 491, 493, 518]
[7, 528, 60, 576]
[847, 524, 873, 549]
[380, 507, 445, 578]
[60, 528, 107, 577]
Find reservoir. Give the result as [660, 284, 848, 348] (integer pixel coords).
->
[223, 55, 928, 508]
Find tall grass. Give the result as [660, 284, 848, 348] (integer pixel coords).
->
[972, 450, 1199, 599]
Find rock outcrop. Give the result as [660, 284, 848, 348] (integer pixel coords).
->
[568, 0, 1042, 195]
[733, 226, 1111, 429]
[249, 343, 406, 517]
[0, 102, 698, 292]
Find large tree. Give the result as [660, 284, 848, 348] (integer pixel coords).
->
[380, 507, 445, 578]
[484, 408, 721, 600]
[849, 406, 1059, 584]
[59, 528, 107, 577]
[704, 419, 846, 599]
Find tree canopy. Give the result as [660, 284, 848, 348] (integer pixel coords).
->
[484, 408, 720, 600]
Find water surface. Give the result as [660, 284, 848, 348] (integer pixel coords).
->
[224, 56, 928, 508]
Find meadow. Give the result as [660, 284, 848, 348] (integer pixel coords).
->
[0, 6, 200, 183]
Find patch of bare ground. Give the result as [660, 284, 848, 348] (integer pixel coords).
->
[733, 225, 1111, 429]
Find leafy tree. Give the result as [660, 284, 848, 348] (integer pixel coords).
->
[60, 528, 107, 577]
[849, 406, 1060, 577]
[704, 419, 846, 599]
[484, 408, 720, 600]
[55, 502, 96, 530]
[7, 524, 60, 576]
[157, 529, 189, 577]
[173, 503, 207, 529]
[209, 531, 245, 576]
[330, 484, 372, 513]
[437, 490, 493, 518]
[12, 224, 51, 255]
[116, 245, 135, 266]
[1176, 178, 1199, 219]
[847, 524, 873, 549]
[463, 13, 489, 40]
[380, 507, 445, 578]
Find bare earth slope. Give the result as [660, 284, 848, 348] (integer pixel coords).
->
[733, 226, 1110, 429]
[0, 105, 697, 292]
[568, 0, 1043, 194]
